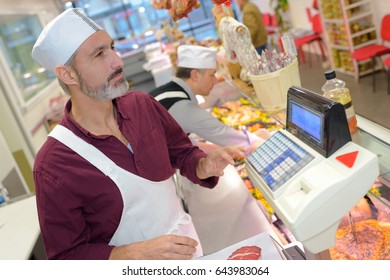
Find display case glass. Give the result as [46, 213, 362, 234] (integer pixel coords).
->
[209, 86, 390, 259]
[0, 14, 55, 104]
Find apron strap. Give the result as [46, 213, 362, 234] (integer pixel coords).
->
[48, 125, 116, 177]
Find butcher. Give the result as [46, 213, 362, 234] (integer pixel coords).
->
[31, 8, 245, 260]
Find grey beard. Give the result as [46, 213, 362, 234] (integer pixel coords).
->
[81, 76, 129, 101]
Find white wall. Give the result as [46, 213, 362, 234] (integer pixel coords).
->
[288, 0, 314, 29]
[371, 0, 390, 34]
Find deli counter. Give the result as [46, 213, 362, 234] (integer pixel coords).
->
[190, 82, 390, 260]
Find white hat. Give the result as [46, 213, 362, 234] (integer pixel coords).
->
[32, 8, 102, 71]
[177, 45, 217, 69]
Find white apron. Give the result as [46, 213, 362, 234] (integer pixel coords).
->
[49, 125, 203, 258]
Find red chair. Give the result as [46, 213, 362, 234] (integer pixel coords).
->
[312, 0, 318, 10]
[293, 13, 325, 65]
[263, 13, 276, 35]
[351, 14, 390, 91]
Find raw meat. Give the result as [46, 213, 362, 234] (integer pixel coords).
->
[227, 245, 262, 260]
[330, 219, 390, 260]
[338, 198, 372, 227]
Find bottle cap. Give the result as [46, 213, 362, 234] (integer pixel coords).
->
[324, 70, 336, 80]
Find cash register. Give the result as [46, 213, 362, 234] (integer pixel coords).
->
[246, 86, 379, 259]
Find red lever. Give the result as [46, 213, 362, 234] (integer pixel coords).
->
[336, 151, 359, 168]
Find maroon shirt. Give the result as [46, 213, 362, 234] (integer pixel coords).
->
[33, 91, 217, 260]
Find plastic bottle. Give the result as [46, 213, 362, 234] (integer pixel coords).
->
[321, 70, 357, 134]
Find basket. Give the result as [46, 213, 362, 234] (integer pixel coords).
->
[248, 58, 301, 111]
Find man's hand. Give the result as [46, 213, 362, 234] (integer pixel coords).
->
[251, 128, 271, 151]
[109, 234, 198, 260]
[196, 145, 247, 179]
[196, 141, 221, 154]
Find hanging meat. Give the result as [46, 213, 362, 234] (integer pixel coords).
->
[169, 0, 201, 21]
[153, 0, 171, 10]
[212, 0, 231, 5]
[153, 0, 201, 21]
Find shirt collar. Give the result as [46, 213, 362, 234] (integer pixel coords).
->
[61, 99, 94, 141]
[172, 77, 198, 104]
[62, 97, 127, 141]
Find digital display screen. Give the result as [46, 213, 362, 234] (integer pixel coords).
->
[290, 101, 322, 142]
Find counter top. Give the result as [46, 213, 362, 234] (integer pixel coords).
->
[0, 194, 40, 259]
[179, 164, 283, 258]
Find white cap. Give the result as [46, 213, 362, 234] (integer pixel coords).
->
[32, 8, 102, 71]
[177, 45, 217, 69]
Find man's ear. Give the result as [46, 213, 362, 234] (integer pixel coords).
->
[189, 69, 199, 82]
[55, 65, 78, 85]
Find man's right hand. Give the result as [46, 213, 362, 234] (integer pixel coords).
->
[109, 234, 198, 260]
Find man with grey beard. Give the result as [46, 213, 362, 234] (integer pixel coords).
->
[32, 8, 245, 260]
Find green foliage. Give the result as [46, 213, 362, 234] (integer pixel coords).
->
[270, 0, 290, 32]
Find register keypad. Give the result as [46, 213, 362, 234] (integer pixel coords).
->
[246, 131, 314, 192]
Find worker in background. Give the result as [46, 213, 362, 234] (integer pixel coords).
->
[31, 8, 246, 260]
[149, 44, 267, 153]
[149, 45, 269, 254]
[235, 0, 268, 55]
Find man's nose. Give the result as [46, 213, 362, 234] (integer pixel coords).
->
[112, 50, 125, 69]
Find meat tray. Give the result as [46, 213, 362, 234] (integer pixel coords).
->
[197, 232, 283, 260]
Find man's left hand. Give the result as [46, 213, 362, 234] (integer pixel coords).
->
[196, 146, 247, 179]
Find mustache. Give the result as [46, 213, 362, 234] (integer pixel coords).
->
[108, 68, 124, 81]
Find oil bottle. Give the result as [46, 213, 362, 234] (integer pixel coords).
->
[321, 70, 357, 134]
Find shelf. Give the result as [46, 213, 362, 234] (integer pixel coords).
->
[334, 68, 355, 76]
[319, 0, 378, 78]
[348, 11, 373, 22]
[358, 66, 382, 77]
[323, 18, 344, 24]
[330, 44, 350, 51]
[350, 26, 376, 38]
[353, 39, 377, 49]
[345, 0, 371, 10]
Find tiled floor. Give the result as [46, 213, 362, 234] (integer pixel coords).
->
[135, 52, 390, 130]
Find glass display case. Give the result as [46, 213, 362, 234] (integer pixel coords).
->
[208, 84, 390, 260]
[0, 13, 55, 106]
